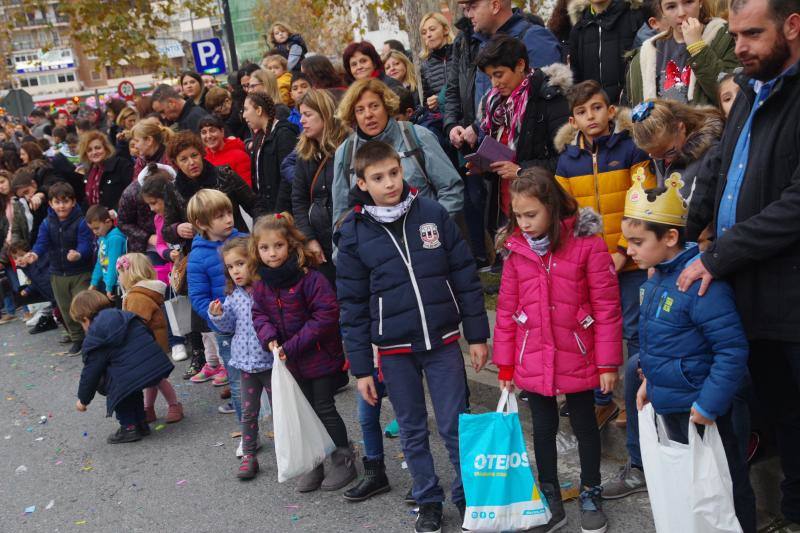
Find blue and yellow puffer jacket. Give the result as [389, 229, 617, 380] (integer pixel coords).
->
[554, 109, 654, 264]
[638, 244, 748, 420]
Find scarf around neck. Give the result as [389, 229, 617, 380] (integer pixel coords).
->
[259, 253, 305, 289]
[481, 70, 535, 152]
[523, 232, 551, 256]
[363, 190, 416, 224]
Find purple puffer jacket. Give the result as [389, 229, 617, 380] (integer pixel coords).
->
[251, 268, 344, 381]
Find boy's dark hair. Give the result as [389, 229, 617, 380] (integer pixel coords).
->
[623, 187, 687, 245]
[47, 181, 76, 201]
[51, 127, 68, 142]
[567, 80, 610, 112]
[291, 71, 311, 85]
[10, 169, 36, 192]
[85, 204, 112, 224]
[475, 34, 529, 72]
[354, 141, 401, 180]
[7, 239, 30, 255]
[394, 86, 415, 117]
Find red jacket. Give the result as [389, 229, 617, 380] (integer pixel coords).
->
[493, 210, 622, 397]
[205, 137, 252, 186]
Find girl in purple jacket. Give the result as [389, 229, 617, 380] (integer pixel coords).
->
[250, 212, 356, 493]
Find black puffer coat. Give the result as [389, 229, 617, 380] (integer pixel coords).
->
[250, 120, 300, 214]
[443, 17, 480, 139]
[420, 44, 452, 101]
[292, 154, 335, 283]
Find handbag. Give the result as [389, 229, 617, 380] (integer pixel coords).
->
[170, 254, 189, 295]
[164, 290, 192, 337]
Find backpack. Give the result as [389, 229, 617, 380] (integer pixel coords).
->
[343, 121, 436, 195]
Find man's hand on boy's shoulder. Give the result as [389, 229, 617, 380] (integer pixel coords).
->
[469, 343, 489, 372]
[677, 258, 715, 296]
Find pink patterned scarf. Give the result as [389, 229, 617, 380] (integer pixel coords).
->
[481, 70, 535, 151]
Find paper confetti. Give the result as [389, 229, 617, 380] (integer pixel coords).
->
[176, 479, 188, 486]
[15, 465, 27, 474]
[155, 424, 166, 431]
[34, 437, 44, 441]
[75, 520, 87, 525]
[24, 505, 35, 514]
[45, 500, 54, 510]
[401, 461, 408, 469]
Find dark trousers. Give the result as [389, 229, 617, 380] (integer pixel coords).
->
[381, 342, 467, 504]
[462, 171, 487, 260]
[115, 390, 145, 427]
[749, 340, 800, 523]
[240, 369, 272, 456]
[297, 373, 349, 449]
[527, 389, 601, 488]
[661, 411, 757, 533]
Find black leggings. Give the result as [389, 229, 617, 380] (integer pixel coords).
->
[297, 373, 349, 448]
[527, 389, 601, 488]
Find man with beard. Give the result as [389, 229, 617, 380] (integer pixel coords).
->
[679, 0, 800, 529]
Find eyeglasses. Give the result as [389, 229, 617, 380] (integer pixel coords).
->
[244, 82, 264, 90]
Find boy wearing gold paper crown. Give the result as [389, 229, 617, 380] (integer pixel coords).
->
[622, 172, 756, 533]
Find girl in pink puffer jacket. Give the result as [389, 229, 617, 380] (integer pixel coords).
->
[492, 168, 623, 532]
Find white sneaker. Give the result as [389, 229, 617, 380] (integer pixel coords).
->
[235, 436, 261, 458]
[25, 308, 45, 327]
[171, 344, 188, 362]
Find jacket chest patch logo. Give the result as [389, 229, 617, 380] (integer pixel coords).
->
[639, 287, 645, 305]
[662, 296, 674, 313]
[419, 223, 441, 249]
[609, 160, 620, 168]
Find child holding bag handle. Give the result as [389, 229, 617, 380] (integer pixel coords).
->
[250, 212, 355, 493]
[493, 168, 623, 533]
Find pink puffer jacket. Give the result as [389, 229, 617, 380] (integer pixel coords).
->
[493, 210, 623, 397]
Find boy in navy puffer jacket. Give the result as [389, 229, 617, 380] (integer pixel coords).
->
[335, 141, 490, 532]
[621, 173, 755, 533]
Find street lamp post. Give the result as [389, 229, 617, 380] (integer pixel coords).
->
[221, 0, 238, 71]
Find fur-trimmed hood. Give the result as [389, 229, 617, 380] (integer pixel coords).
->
[540, 63, 574, 95]
[569, 0, 642, 25]
[554, 107, 633, 153]
[497, 207, 602, 256]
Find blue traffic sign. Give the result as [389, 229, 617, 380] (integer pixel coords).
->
[191, 38, 226, 75]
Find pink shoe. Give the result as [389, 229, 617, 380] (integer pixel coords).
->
[190, 363, 221, 383]
[213, 366, 229, 387]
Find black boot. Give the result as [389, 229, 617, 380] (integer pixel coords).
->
[529, 483, 567, 532]
[343, 457, 390, 502]
[183, 338, 206, 380]
[137, 421, 151, 436]
[107, 425, 142, 444]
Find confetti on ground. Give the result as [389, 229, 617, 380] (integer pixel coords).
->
[24, 505, 35, 514]
[82, 432, 88, 437]
[211, 442, 224, 447]
[45, 500, 54, 510]
[15, 465, 27, 474]
[75, 520, 87, 525]
[285, 505, 300, 510]
[55, 460, 63, 465]
[290, 514, 299, 521]
[81, 466, 93, 472]
[4, 435, 10, 440]
[34, 437, 44, 441]
[155, 424, 166, 431]
[230, 431, 242, 438]
[176, 479, 188, 486]
[561, 485, 580, 501]
[401, 461, 408, 469]
[5, 396, 14, 401]
[39, 416, 47, 424]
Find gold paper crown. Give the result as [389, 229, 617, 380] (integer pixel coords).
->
[624, 168, 688, 226]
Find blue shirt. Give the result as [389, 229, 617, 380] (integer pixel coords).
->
[717, 65, 799, 235]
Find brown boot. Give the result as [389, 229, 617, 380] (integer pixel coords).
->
[595, 402, 620, 430]
[144, 406, 157, 423]
[166, 402, 184, 423]
[614, 407, 627, 428]
[219, 386, 231, 399]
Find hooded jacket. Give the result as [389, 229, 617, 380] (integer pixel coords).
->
[90, 226, 127, 291]
[554, 108, 655, 256]
[208, 286, 273, 373]
[334, 185, 490, 378]
[123, 279, 169, 353]
[187, 229, 245, 325]
[332, 118, 464, 226]
[251, 266, 343, 381]
[639, 244, 748, 419]
[250, 119, 300, 214]
[493, 210, 623, 396]
[568, 0, 645, 104]
[626, 18, 738, 106]
[32, 205, 94, 276]
[78, 309, 174, 416]
[205, 137, 253, 186]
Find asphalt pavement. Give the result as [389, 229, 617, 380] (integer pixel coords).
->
[0, 318, 656, 533]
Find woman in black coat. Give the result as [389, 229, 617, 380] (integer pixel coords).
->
[78, 130, 133, 211]
[419, 13, 455, 114]
[290, 89, 349, 284]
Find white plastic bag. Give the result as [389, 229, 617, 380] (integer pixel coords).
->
[638, 403, 742, 533]
[270, 349, 335, 482]
[164, 295, 192, 336]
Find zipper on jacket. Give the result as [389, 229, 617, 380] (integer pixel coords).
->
[598, 26, 603, 87]
[573, 331, 588, 360]
[378, 297, 384, 336]
[381, 210, 432, 350]
[591, 151, 607, 242]
[445, 280, 460, 314]
[519, 330, 530, 364]
[655, 290, 668, 319]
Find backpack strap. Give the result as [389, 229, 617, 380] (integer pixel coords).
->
[397, 121, 435, 194]
[309, 155, 329, 203]
[344, 134, 358, 186]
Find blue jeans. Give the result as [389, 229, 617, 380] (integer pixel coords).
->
[216, 333, 241, 421]
[381, 343, 467, 505]
[624, 353, 643, 467]
[462, 172, 487, 260]
[357, 369, 387, 461]
[596, 269, 647, 405]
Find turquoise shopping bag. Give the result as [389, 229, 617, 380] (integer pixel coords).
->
[459, 390, 551, 531]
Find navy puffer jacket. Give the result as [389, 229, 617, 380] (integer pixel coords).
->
[334, 185, 489, 377]
[78, 309, 174, 416]
[639, 244, 748, 420]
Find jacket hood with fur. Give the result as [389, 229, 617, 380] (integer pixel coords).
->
[540, 63, 574, 95]
[568, 0, 642, 25]
[554, 107, 633, 153]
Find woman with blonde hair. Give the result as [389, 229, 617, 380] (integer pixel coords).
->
[383, 50, 420, 109]
[130, 119, 175, 177]
[291, 89, 350, 283]
[247, 68, 291, 121]
[114, 107, 139, 159]
[419, 12, 455, 114]
[78, 129, 133, 210]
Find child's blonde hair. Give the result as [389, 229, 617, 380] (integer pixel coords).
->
[249, 212, 318, 273]
[269, 21, 295, 45]
[70, 289, 114, 322]
[221, 236, 257, 293]
[116, 253, 156, 291]
[631, 100, 723, 156]
[186, 189, 233, 236]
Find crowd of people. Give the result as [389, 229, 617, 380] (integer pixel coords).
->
[0, 0, 799, 531]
